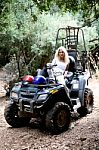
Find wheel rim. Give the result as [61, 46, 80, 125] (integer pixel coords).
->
[56, 110, 68, 127]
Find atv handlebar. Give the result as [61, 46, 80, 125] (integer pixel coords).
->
[45, 63, 57, 69]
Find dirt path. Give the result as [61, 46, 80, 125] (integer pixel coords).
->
[0, 74, 99, 150]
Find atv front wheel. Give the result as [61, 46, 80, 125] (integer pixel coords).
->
[78, 88, 94, 117]
[45, 102, 71, 133]
[4, 102, 31, 127]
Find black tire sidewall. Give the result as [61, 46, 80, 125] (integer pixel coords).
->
[4, 102, 30, 127]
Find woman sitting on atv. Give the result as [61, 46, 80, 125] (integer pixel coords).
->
[40, 46, 70, 78]
[52, 46, 70, 77]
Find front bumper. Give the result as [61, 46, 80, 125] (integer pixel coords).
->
[19, 99, 35, 113]
[16, 98, 47, 114]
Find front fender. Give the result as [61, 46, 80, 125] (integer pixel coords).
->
[41, 87, 73, 112]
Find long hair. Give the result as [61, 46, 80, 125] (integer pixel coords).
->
[54, 46, 69, 64]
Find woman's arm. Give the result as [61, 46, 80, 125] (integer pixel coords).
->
[52, 59, 56, 65]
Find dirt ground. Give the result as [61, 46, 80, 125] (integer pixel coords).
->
[0, 70, 99, 150]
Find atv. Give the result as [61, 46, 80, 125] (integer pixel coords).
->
[4, 26, 94, 134]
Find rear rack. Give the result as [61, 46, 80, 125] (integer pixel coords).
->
[55, 26, 86, 52]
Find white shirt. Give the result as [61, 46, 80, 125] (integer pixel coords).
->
[48, 59, 68, 85]
[52, 59, 67, 73]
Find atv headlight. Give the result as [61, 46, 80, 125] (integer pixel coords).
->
[11, 92, 18, 99]
[37, 94, 48, 100]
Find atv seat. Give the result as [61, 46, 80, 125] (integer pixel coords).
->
[67, 49, 77, 62]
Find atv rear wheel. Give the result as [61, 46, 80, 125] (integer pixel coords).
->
[4, 102, 31, 127]
[45, 102, 71, 134]
[84, 88, 94, 113]
[78, 88, 94, 117]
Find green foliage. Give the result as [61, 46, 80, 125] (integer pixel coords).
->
[0, 0, 99, 77]
[32, 0, 99, 26]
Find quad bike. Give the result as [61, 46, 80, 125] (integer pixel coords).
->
[4, 26, 94, 134]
